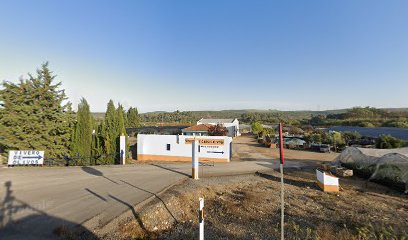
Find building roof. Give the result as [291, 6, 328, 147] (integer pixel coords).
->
[182, 124, 212, 132]
[198, 118, 237, 124]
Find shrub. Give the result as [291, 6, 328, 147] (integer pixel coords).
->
[376, 134, 405, 149]
[359, 122, 375, 128]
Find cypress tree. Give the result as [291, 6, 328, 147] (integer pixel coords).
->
[117, 104, 126, 136]
[0, 62, 73, 158]
[71, 98, 93, 164]
[116, 104, 127, 163]
[103, 100, 117, 164]
[126, 107, 140, 128]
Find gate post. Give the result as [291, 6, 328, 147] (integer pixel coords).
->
[120, 134, 126, 165]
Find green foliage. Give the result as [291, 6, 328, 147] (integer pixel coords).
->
[207, 124, 228, 136]
[251, 122, 263, 134]
[103, 100, 118, 164]
[262, 127, 275, 136]
[383, 120, 408, 128]
[0, 62, 74, 158]
[141, 110, 196, 124]
[71, 98, 93, 164]
[376, 134, 405, 149]
[126, 107, 140, 128]
[117, 104, 126, 136]
[309, 133, 322, 144]
[288, 126, 303, 135]
[358, 121, 375, 128]
[342, 131, 361, 143]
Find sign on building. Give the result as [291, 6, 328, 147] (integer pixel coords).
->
[8, 150, 45, 166]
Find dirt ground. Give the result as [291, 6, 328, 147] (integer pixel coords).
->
[88, 135, 407, 240]
[102, 168, 408, 240]
[232, 134, 338, 162]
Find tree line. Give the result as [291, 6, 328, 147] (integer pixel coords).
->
[0, 63, 141, 163]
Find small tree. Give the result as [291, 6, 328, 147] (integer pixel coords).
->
[289, 126, 303, 136]
[376, 135, 405, 149]
[208, 124, 228, 136]
[251, 122, 263, 134]
[310, 133, 322, 144]
[126, 107, 140, 128]
[343, 131, 361, 144]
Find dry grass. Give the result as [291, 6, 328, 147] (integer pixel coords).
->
[102, 168, 408, 240]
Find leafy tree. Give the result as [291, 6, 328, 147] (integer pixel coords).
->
[251, 122, 263, 134]
[331, 131, 345, 151]
[126, 107, 140, 128]
[70, 98, 93, 164]
[0, 62, 73, 158]
[342, 131, 361, 143]
[262, 127, 275, 136]
[208, 124, 228, 136]
[309, 133, 322, 144]
[289, 126, 303, 135]
[376, 135, 405, 149]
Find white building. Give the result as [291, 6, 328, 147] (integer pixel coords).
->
[137, 134, 233, 162]
[196, 118, 240, 137]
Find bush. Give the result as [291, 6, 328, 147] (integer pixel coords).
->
[251, 122, 263, 134]
[359, 122, 375, 128]
[382, 120, 408, 128]
[376, 135, 405, 149]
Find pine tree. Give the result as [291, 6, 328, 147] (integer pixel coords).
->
[71, 98, 93, 164]
[0, 62, 73, 158]
[126, 107, 140, 128]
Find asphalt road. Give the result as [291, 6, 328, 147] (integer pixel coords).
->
[0, 159, 309, 239]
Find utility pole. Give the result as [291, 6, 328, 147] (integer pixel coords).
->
[278, 122, 285, 240]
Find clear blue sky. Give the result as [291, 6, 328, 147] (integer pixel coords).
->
[1, 0, 407, 112]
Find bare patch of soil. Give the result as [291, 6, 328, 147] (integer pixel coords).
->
[102, 167, 408, 240]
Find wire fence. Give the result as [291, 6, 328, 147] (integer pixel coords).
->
[43, 153, 120, 166]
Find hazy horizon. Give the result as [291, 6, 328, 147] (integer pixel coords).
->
[1, 1, 407, 112]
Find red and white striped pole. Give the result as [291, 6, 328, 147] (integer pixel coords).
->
[279, 122, 285, 240]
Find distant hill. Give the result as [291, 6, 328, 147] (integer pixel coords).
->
[91, 108, 407, 124]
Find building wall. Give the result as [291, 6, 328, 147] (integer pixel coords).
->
[196, 119, 240, 137]
[137, 134, 232, 162]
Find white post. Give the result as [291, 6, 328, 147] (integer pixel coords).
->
[120, 135, 126, 165]
[192, 140, 199, 179]
[199, 197, 204, 240]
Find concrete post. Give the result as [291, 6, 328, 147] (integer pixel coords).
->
[120, 135, 126, 165]
[192, 140, 199, 179]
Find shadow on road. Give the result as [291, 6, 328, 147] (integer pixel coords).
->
[108, 194, 149, 234]
[0, 181, 97, 239]
[120, 180, 179, 223]
[84, 188, 107, 202]
[150, 164, 190, 177]
[81, 166, 118, 184]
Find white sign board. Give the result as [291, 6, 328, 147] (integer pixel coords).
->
[8, 150, 44, 165]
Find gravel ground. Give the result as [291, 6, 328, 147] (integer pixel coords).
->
[101, 166, 408, 240]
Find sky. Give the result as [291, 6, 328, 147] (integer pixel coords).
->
[1, 0, 407, 112]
